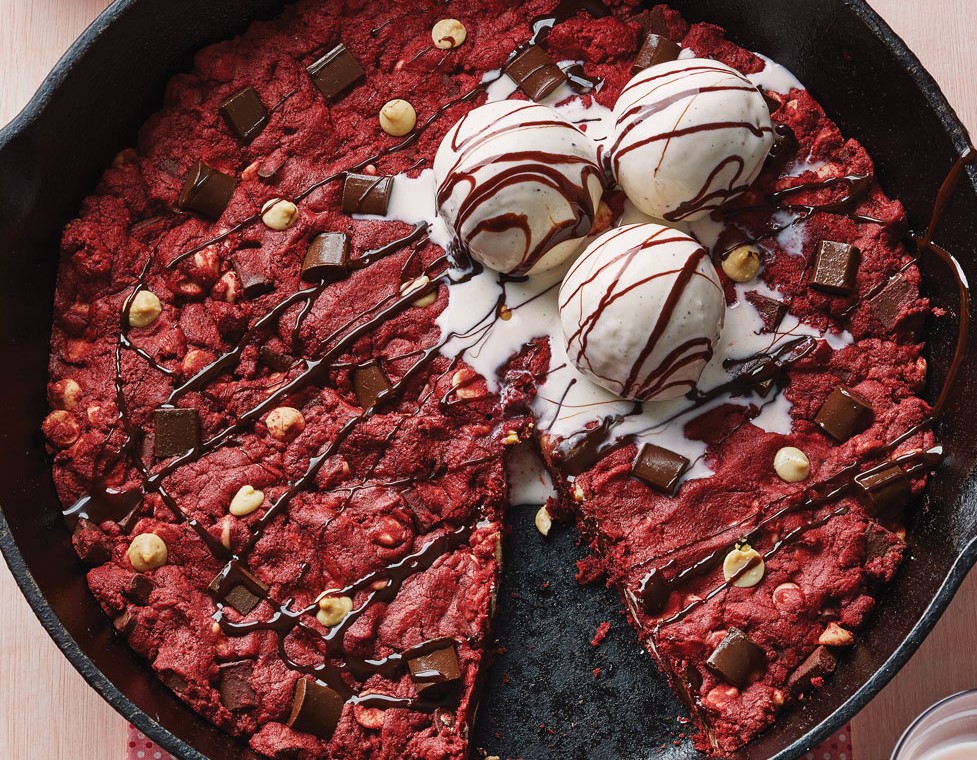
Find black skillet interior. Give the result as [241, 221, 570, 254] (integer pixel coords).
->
[0, 1, 975, 759]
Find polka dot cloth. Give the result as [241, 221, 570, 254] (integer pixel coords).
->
[127, 721, 855, 758]
[127, 726, 174, 760]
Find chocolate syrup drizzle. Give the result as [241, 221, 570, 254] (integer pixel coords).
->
[624, 147, 976, 630]
[59, 0, 974, 731]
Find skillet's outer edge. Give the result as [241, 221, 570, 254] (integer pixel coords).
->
[0, 1, 975, 759]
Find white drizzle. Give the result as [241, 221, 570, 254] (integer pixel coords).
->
[375, 49, 852, 490]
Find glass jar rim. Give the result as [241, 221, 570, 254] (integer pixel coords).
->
[891, 689, 977, 760]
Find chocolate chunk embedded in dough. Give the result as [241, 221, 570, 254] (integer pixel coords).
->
[353, 361, 392, 408]
[341, 173, 393, 216]
[218, 660, 257, 711]
[809, 240, 861, 296]
[706, 628, 767, 688]
[307, 43, 365, 101]
[631, 443, 690, 495]
[637, 567, 670, 615]
[302, 232, 350, 282]
[869, 274, 916, 325]
[406, 641, 462, 696]
[208, 561, 269, 615]
[855, 462, 911, 522]
[632, 34, 681, 73]
[788, 646, 837, 696]
[287, 678, 345, 739]
[153, 408, 201, 458]
[814, 386, 874, 442]
[219, 86, 269, 142]
[177, 161, 236, 220]
[505, 45, 567, 101]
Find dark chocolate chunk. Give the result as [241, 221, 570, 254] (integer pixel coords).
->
[153, 408, 201, 458]
[632, 7, 669, 36]
[685, 663, 703, 694]
[161, 671, 189, 693]
[632, 33, 681, 73]
[788, 646, 837, 696]
[231, 252, 274, 299]
[72, 520, 112, 565]
[259, 346, 296, 373]
[218, 660, 257, 711]
[706, 628, 767, 688]
[406, 641, 462, 696]
[768, 123, 798, 162]
[113, 610, 137, 636]
[864, 522, 899, 564]
[809, 240, 861, 296]
[125, 574, 154, 605]
[855, 463, 911, 522]
[637, 567, 670, 615]
[219, 86, 269, 143]
[746, 291, 788, 333]
[631, 443, 690, 495]
[307, 43, 365, 101]
[504, 45, 567, 101]
[208, 561, 269, 615]
[814, 386, 874, 442]
[287, 678, 344, 739]
[341, 173, 393, 216]
[177, 161, 236, 220]
[302, 233, 350, 282]
[353, 361, 392, 408]
[869, 274, 916, 326]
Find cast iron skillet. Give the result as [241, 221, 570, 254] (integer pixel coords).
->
[0, 1, 975, 758]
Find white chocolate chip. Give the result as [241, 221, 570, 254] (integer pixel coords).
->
[401, 275, 436, 307]
[128, 290, 162, 328]
[723, 544, 765, 588]
[112, 148, 138, 168]
[818, 622, 855, 647]
[229, 485, 265, 517]
[774, 446, 810, 483]
[316, 595, 354, 627]
[42, 410, 81, 448]
[127, 533, 168, 572]
[573, 482, 586, 503]
[54, 379, 82, 410]
[379, 99, 417, 137]
[265, 406, 306, 441]
[432, 18, 467, 49]
[353, 699, 385, 730]
[261, 198, 299, 230]
[772, 582, 805, 610]
[704, 684, 740, 710]
[534, 505, 553, 537]
[451, 368, 483, 400]
[218, 271, 240, 304]
[220, 516, 233, 550]
[722, 245, 761, 283]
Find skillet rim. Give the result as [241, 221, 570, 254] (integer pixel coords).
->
[0, 1, 975, 758]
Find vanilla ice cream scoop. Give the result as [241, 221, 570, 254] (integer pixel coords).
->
[434, 100, 604, 276]
[559, 223, 725, 401]
[609, 59, 774, 222]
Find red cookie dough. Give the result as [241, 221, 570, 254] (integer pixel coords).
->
[46, 0, 937, 757]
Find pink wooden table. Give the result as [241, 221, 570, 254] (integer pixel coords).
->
[1, 2, 975, 757]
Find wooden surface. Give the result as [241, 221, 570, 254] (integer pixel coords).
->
[1, 1, 976, 758]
